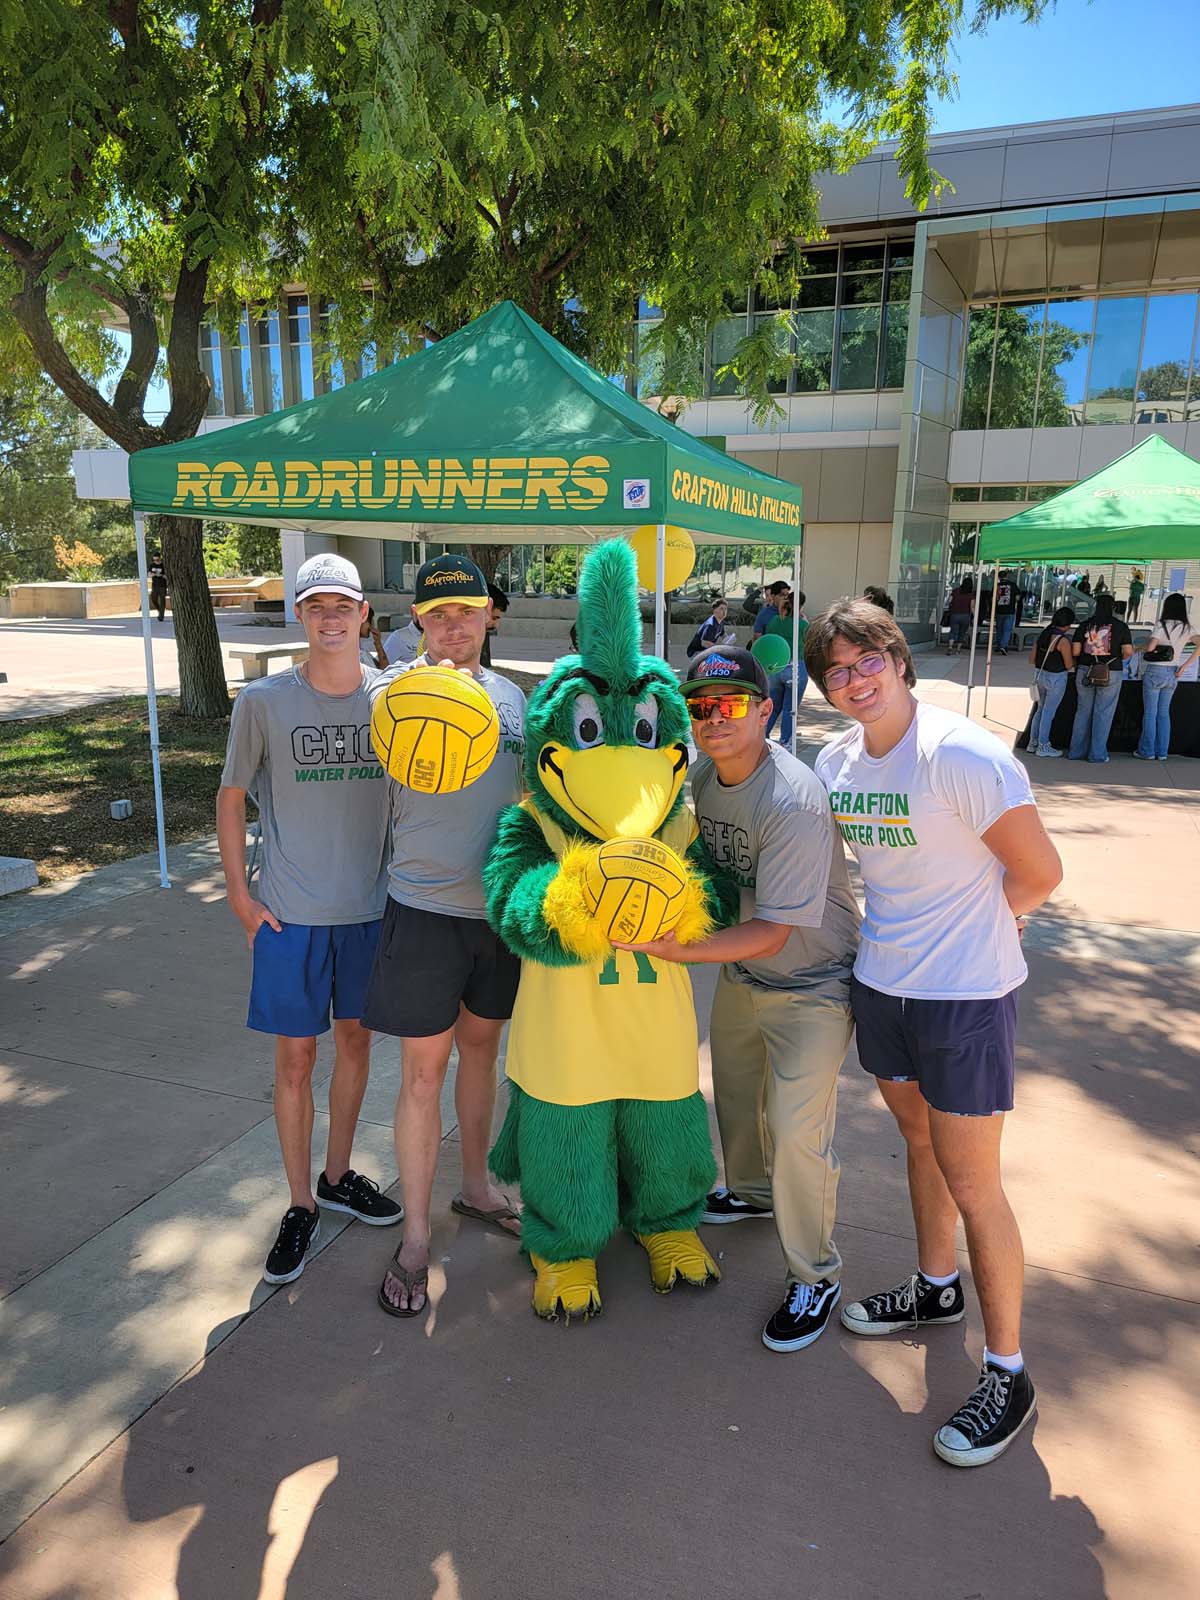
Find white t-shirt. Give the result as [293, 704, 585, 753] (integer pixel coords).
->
[1146, 619, 1197, 668]
[815, 702, 1035, 1000]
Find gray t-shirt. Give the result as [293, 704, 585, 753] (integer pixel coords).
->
[691, 743, 859, 995]
[369, 658, 526, 919]
[381, 621, 422, 665]
[221, 667, 390, 926]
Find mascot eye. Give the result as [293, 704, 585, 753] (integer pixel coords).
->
[633, 697, 658, 747]
[572, 693, 605, 748]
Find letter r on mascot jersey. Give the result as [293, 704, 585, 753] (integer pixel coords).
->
[483, 539, 740, 1323]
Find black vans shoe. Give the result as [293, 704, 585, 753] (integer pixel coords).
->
[933, 1362, 1037, 1467]
[762, 1278, 841, 1352]
[317, 1169, 403, 1226]
[841, 1271, 965, 1336]
[701, 1186, 774, 1225]
[263, 1205, 320, 1285]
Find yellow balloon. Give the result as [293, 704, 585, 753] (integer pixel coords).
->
[630, 524, 696, 591]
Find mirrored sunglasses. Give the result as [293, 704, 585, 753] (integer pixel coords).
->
[687, 693, 755, 721]
[823, 652, 889, 692]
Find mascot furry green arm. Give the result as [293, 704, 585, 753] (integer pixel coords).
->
[483, 539, 740, 1323]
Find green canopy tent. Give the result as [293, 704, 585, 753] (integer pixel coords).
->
[127, 299, 806, 884]
[964, 434, 1200, 714]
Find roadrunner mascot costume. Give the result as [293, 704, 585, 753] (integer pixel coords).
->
[484, 539, 739, 1321]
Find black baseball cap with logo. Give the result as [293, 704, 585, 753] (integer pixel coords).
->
[679, 644, 769, 699]
[413, 553, 490, 615]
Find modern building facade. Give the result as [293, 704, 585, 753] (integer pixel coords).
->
[72, 102, 1200, 639]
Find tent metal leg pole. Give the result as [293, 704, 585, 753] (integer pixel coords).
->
[965, 559, 984, 717]
[654, 523, 666, 659]
[790, 543, 801, 757]
[134, 512, 171, 890]
[982, 562, 1000, 721]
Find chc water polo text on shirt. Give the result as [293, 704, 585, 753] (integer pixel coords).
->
[827, 789, 918, 850]
[290, 723, 382, 783]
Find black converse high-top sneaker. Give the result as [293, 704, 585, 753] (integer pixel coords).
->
[933, 1362, 1037, 1467]
[840, 1271, 966, 1336]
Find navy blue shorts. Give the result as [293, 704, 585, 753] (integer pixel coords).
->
[850, 975, 1017, 1116]
[361, 897, 520, 1038]
[248, 918, 382, 1038]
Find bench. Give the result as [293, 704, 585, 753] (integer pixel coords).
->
[211, 590, 258, 609]
[229, 643, 310, 681]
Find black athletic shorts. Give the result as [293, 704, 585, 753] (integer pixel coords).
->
[361, 897, 521, 1038]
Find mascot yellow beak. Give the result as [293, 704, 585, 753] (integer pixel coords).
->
[537, 742, 688, 841]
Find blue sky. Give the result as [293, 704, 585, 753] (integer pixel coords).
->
[929, 0, 1199, 133]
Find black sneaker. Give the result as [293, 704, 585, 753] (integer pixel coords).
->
[762, 1278, 841, 1352]
[841, 1271, 965, 1336]
[701, 1186, 774, 1225]
[263, 1205, 320, 1285]
[933, 1362, 1037, 1467]
[317, 1169, 404, 1226]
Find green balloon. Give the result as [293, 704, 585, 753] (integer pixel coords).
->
[751, 633, 791, 672]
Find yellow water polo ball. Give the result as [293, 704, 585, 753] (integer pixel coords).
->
[581, 836, 689, 945]
[370, 666, 500, 793]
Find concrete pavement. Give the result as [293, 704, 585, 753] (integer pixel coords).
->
[0, 668, 1198, 1598]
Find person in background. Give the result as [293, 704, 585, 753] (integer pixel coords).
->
[862, 584, 895, 615]
[1127, 570, 1146, 624]
[1068, 594, 1133, 764]
[1133, 592, 1197, 762]
[148, 550, 167, 622]
[1027, 606, 1075, 758]
[481, 581, 509, 668]
[382, 614, 423, 666]
[1077, 572, 1092, 597]
[946, 576, 974, 655]
[765, 590, 808, 747]
[753, 580, 791, 640]
[993, 572, 1017, 655]
[687, 598, 734, 657]
[1093, 575, 1108, 598]
[360, 606, 387, 669]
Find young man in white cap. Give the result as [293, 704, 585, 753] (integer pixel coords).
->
[362, 553, 527, 1318]
[805, 597, 1062, 1467]
[217, 553, 401, 1286]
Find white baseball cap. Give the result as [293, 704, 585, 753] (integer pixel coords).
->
[295, 553, 364, 603]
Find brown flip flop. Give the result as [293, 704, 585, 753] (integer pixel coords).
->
[451, 1193, 522, 1236]
[377, 1243, 428, 1318]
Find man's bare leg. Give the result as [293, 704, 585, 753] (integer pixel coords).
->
[274, 1035, 319, 1210]
[381, 1026, 455, 1312]
[324, 1018, 373, 1183]
[929, 1108, 1023, 1356]
[453, 1005, 520, 1234]
[876, 1078, 958, 1278]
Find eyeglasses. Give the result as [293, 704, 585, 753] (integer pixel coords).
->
[822, 652, 889, 692]
[687, 693, 756, 722]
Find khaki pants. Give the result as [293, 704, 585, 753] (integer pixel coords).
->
[709, 968, 852, 1285]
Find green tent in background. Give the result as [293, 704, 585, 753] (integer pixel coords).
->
[979, 434, 1200, 563]
[128, 300, 803, 545]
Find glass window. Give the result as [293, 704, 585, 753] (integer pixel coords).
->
[753, 311, 791, 393]
[981, 485, 1024, 502]
[637, 296, 663, 321]
[753, 278, 791, 313]
[951, 486, 982, 503]
[886, 244, 915, 271]
[255, 309, 284, 412]
[842, 270, 884, 305]
[1036, 298, 1093, 427]
[988, 301, 1044, 429]
[792, 308, 835, 392]
[836, 305, 881, 389]
[230, 309, 254, 414]
[1024, 484, 1062, 502]
[1086, 296, 1145, 424]
[881, 302, 907, 388]
[360, 341, 378, 377]
[886, 268, 912, 304]
[285, 294, 314, 402]
[796, 247, 838, 278]
[708, 314, 747, 396]
[1136, 292, 1196, 424]
[199, 323, 224, 416]
[796, 274, 837, 309]
[842, 244, 886, 272]
[960, 305, 996, 429]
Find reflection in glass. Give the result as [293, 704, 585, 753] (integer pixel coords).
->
[837, 305, 881, 389]
[960, 305, 995, 429]
[988, 301, 1044, 429]
[1086, 296, 1145, 423]
[881, 302, 908, 388]
[886, 268, 912, 303]
[255, 310, 284, 412]
[361, 342, 378, 377]
[796, 247, 838, 277]
[796, 274, 837, 308]
[709, 315, 747, 396]
[843, 244, 886, 272]
[1035, 298, 1093, 427]
[843, 271, 884, 306]
[231, 310, 254, 414]
[792, 309, 834, 392]
[1136, 292, 1196, 424]
[200, 324, 224, 416]
[951, 486, 981, 502]
[286, 295, 314, 401]
[753, 312, 791, 393]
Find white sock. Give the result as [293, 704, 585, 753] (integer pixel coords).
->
[985, 1346, 1024, 1374]
[919, 1267, 960, 1287]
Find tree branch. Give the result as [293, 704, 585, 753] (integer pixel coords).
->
[111, 286, 159, 424]
[355, 211, 395, 298]
[535, 234, 589, 287]
[161, 256, 212, 441]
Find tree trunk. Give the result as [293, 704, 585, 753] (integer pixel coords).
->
[469, 543, 510, 585]
[157, 514, 230, 718]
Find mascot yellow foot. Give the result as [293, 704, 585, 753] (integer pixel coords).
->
[636, 1230, 721, 1294]
[530, 1253, 603, 1323]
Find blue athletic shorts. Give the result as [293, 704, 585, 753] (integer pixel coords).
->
[248, 918, 383, 1038]
[850, 974, 1017, 1117]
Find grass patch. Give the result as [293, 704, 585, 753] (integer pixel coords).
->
[0, 696, 231, 883]
[0, 666, 548, 887]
